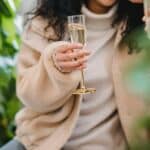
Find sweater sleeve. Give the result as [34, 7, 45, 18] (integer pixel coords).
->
[16, 23, 81, 113]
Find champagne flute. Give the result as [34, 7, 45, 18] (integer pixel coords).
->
[144, 0, 150, 38]
[68, 15, 96, 95]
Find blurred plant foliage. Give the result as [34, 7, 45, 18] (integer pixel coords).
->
[130, 114, 150, 150]
[0, 0, 21, 146]
[123, 25, 150, 150]
[123, 25, 150, 101]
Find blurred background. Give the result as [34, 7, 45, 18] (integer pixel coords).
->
[0, 0, 36, 146]
[0, 0, 150, 149]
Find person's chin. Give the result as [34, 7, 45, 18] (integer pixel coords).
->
[97, 0, 117, 8]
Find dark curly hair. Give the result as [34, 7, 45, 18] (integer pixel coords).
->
[116, 0, 144, 34]
[30, 0, 144, 42]
[115, 1, 146, 53]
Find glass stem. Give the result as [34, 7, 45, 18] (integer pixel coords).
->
[81, 70, 86, 89]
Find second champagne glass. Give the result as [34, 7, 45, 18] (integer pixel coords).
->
[68, 15, 96, 95]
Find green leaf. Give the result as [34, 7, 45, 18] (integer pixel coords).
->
[0, 105, 5, 115]
[0, 0, 21, 145]
[0, 89, 5, 103]
[1, 16, 16, 41]
[0, 66, 11, 88]
[0, 14, 19, 56]
[5, 96, 20, 120]
[0, 0, 14, 17]
[7, 0, 16, 12]
[14, 0, 21, 9]
[0, 33, 2, 50]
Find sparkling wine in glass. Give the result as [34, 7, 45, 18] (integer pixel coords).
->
[144, 0, 150, 38]
[68, 15, 96, 95]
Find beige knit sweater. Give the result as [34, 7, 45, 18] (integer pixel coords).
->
[15, 17, 83, 150]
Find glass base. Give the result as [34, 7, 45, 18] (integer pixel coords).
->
[72, 88, 96, 95]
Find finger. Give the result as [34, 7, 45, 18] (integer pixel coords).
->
[59, 56, 88, 69]
[56, 50, 90, 61]
[57, 43, 83, 53]
[72, 50, 91, 59]
[143, 16, 146, 22]
[62, 63, 87, 72]
[59, 61, 81, 69]
[77, 56, 89, 64]
[75, 63, 87, 70]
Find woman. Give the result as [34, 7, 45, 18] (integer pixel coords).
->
[1, 0, 146, 150]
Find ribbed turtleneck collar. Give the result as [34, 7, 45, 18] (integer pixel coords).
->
[82, 5, 117, 30]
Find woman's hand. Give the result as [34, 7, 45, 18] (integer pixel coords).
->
[52, 43, 91, 73]
[143, 16, 150, 38]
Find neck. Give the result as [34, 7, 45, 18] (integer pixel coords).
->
[87, 0, 112, 14]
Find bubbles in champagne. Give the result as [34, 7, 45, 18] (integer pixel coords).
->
[68, 23, 86, 45]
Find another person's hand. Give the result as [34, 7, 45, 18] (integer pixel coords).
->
[129, 0, 143, 3]
[52, 43, 91, 73]
[143, 16, 150, 38]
